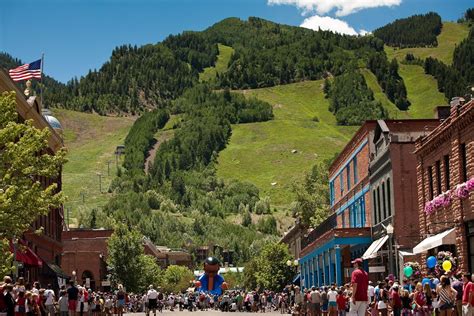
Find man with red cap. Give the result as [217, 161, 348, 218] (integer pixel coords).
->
[350, 258, 369, 316]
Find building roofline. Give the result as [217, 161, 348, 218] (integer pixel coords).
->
[415, 100, 473, 153]
[329, 119, 440, 175]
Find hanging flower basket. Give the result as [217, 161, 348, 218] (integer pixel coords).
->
[454, 178, 474, 199]
[424, 191, 452, 215]
[425, 178, 474, 214]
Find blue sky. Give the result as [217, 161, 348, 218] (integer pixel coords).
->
[1, 0, 472, 83]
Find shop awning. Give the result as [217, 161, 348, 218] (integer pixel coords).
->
[292, 274, 301, 285]
[412, 228, 456, 254]
[9, 241, 43, 267]
[46, 263, 69, 278]
[362, 235, 389, 259]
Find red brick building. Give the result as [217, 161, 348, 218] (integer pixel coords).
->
[62, 229, 192, 290]
[0, 70, 67, 289]
[415, 98, 474, 272]
[299, 119, 442, 287]
[299, 121, 376, 288]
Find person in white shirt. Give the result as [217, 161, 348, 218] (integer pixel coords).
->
[44, 284, 56, 316]
[146, 285, 158, 316]
[368, 281, 375, 304]
[328, 286, 338, 316]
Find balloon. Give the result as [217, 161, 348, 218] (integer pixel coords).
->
[426, 256, 437, 269]
[442, 260, 452, 271]
[221, 282, 228, 290]
[433, 278, 440, 285]
[404, 266, 413, 278]
[194, 280, 202, 287]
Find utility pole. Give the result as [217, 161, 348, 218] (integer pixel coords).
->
[97, 172, 102, 193]
[107, 160, 112, 176]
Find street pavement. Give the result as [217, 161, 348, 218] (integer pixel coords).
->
[127, 311, 285, 315]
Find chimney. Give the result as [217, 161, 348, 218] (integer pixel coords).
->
[434, 106, 450, 120]
[450, 97, 465, 117]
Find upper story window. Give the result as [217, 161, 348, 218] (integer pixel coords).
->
[340, 173, 344, 195]
[381, 181, 387, 220]
[461, 143, 468, 182]
[353, 157, 358, 184]
[346, 165, 351, 191]
[436, 160, 442, 195]
[387, 178, 392, 217]
[376, 187, 381, 223]
[373, 190, 378, 224]
[349, 196, 365, 228]
[428, 166, 434, 199]
[444, 155, 450, 190]
[330, 181, 335, 206]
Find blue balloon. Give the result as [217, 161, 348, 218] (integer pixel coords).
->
[427, 256, 437, 269]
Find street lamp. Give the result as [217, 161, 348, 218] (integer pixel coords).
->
[72, 270, 77, 283]
[287, 260, 292, 267]
[12, 237, 18, 281]
[386, 223, 395, 277]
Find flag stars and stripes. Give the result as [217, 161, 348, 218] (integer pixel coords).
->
[9, 59, 42, 82]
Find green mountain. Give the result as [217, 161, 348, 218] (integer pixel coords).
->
[373, 12, 442, 47]
[2, 11, 473, 264]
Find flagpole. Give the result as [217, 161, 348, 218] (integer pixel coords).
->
[40, 53, 44, 108]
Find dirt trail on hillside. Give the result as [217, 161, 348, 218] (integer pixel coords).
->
[144, 130, 174, 174]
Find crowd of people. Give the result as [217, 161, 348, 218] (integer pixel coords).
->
[1, 258, 474, 315]
[289, 258, 474, 316]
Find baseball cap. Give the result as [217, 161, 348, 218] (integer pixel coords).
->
[351, 258, 363, 264]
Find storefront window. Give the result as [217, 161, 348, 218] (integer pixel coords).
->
[467, 221, 474, 273]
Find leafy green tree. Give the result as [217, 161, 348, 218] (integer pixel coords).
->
[161, 265, 194, 293]
[107, 223, 145, 292]
[292, 161, 330, 227]
[256, 216, 278, 235]
[0, 92, 66, 273]
[242, 211, 252, 227]
[138, 255, 162, 290]
[243, 242, 293, 291]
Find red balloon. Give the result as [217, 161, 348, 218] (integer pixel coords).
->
[194, 280, 201, 287]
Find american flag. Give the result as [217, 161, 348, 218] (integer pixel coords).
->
[8, 59, 42, 82]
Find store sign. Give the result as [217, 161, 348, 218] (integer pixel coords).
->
[101, 281, 111, 287]
[369, 266, 386, 273]
[85, 278, 90, 288]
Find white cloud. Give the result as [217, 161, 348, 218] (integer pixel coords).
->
[268, 0, 402, 17]
[300, 15, 367, 36]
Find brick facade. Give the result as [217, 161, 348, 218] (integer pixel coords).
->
[330, 121, 376, 230]
[62, 229, 193, 290]
[416, 99, 474, 272]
